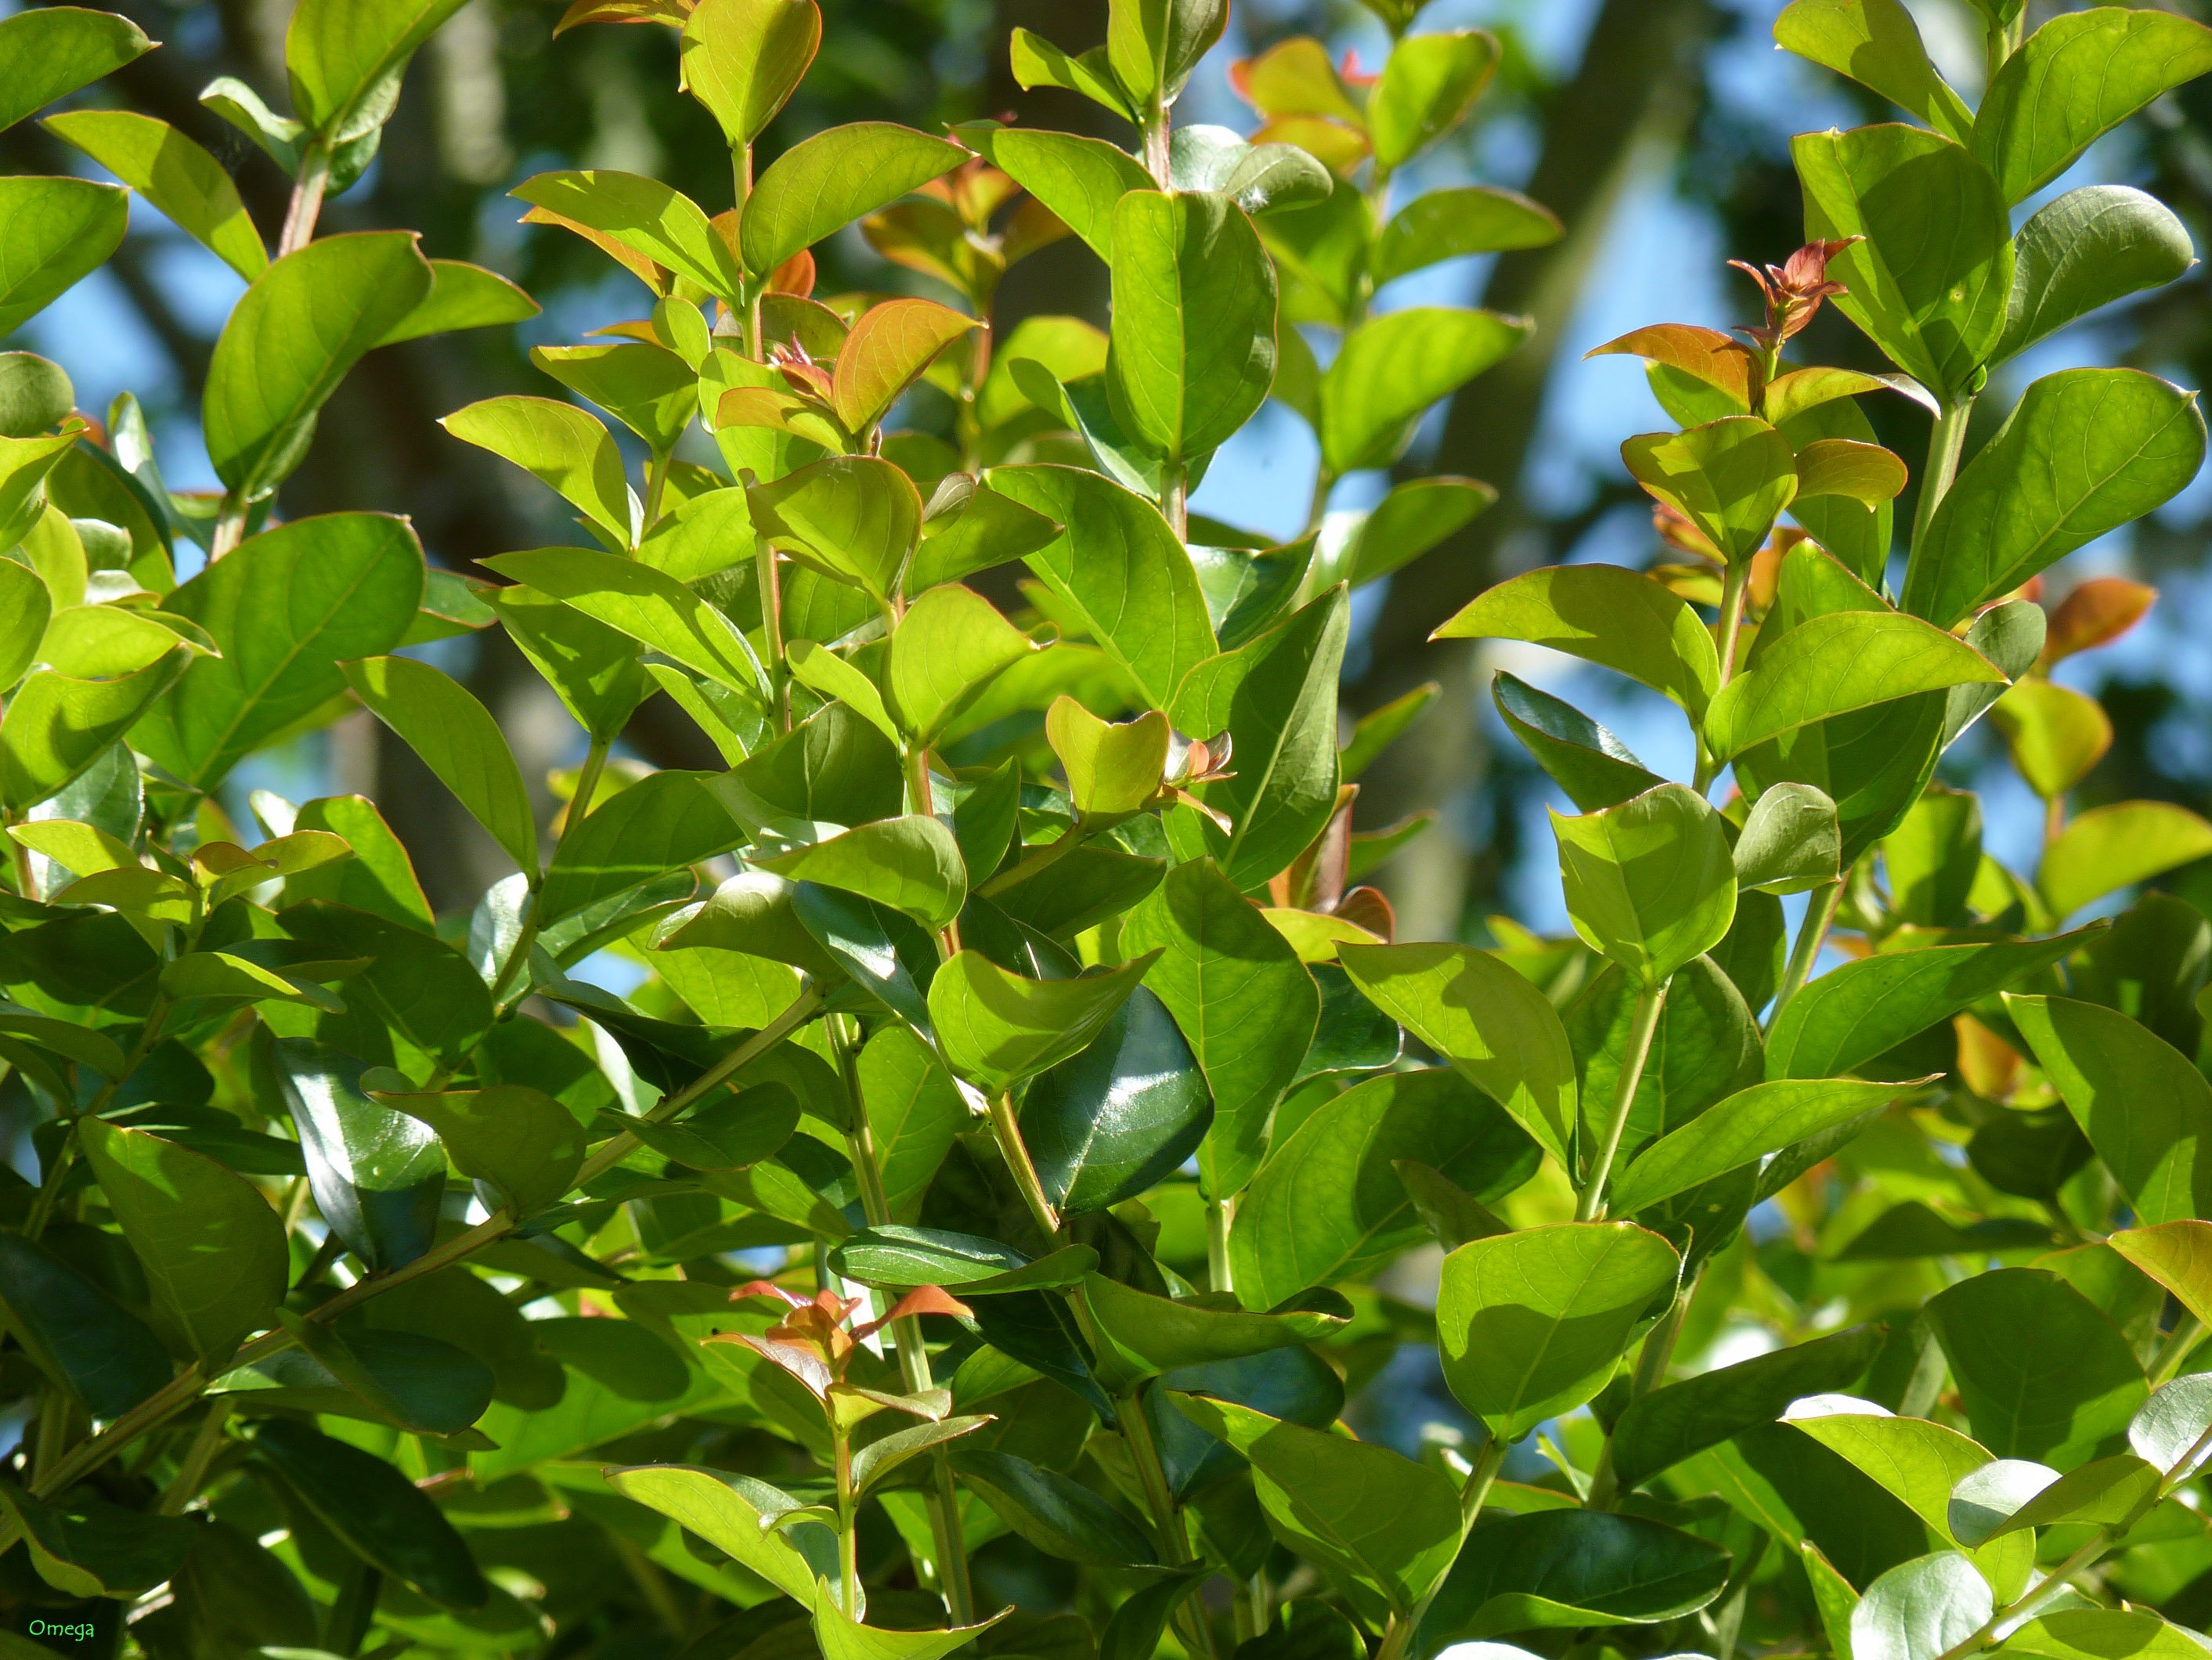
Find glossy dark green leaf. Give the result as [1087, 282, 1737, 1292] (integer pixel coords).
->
[830, 1226, 1094, 1294]
[1022, 986, 1211, 1214]
[380, 1084, 582, 1216]
[1084, 1275, 1346, 1392]
[247, 1417, 489, 1608]
[273, 1036, 446, 1271]
[1924, 1268, 2146, 1463]
[2010, 994, 2212, 1227]
[1435, 1221, 1679, 1439]
[282, 900, 494, 1067]
[1417, 1510, 1730, 1644]
[78, 1114, 287, 1365]
[1765, 930, 2091, 1078]
[272, 1314, 497, 1434]
[1148, 1346, 1345, 1500]
[1122, 857, 1319, 1197]
[1230, 1068, 1537, 1312]
[1903, 369, 2205, 628]
[0, 1486, 194, 1597]
[1611, 1324, 1885, 1490]
[951, 1448, 1156, 1568]
[0, 1230, 171, 1416]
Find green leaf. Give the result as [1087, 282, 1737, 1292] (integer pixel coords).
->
[739, 122, 966, 276]
[1319, 306, 1530, 474]
[1435, 1220, 1680, 1439]
[1106, 189, 1276, 464]
[830, 1228, 1095, 1294]
[1611, 1324, 1885, 1491]
[1851, 1553, 1990, 1660]
[2002, 1611, 2212, 1660]
[1084, 1276, 1344, 1391]
[1370, 186, 1559, 285]
[1230, 1067, 1537, 1312]
[78, 1114, 287, 1365]
[485, 547, 765, 696]
[44, 110, 266, 279]
[1367, 28, 1496, 168]
[1734, 782, 1841, 895]
[485, 583, 648, 743]
[1973, 8, 2212, 204]
[1954, 1454, 2157, 1545]
[952, 1447, 1155, 1567]
[2040, 800, 2212, 922]
[0, 5, 152, 133]
[1417, 1510, 1730, 1644]
[378, 1084, 582, 1216]
[1773, 0, 1974, 142]
[974, 127, 1150, 262]
[927, 948, 1156, 1094]
[1167, 125, 1332, 217]
[1048, 702, 1167, 821]
[1492, 672, 1665, 813]
[1788, 1411, 2029, 1595]
[858, 1025, 965, 1220]
[247, 1417, 489, 1608]
[1708, 612, 2004, 761]
[132, 512, 424, 789]
[378, 258, 539, 345]
[2131, 1377, 2212, 1478]
[1436, 564, 1719, 719]
[885, 584, 1039, 739]
[1624, 416, 1797, 564]
[680, 0, 819, 146]
[2, 650, 187, 811]
[1166, 1394, 1460, 1619]
[445, 396, 632, 544]
[1106, 0, 1225, 106]
[1903, 369, 2205, 628]
[757, 817, 967, 931]
[2109, 1221, 2212, 1330]
[1022, 986, 1209, 1213]
[344, 655, 539, 870]
[0, 560, 52, 693]
[541, 768, 742, 925]
[1996, 186, 2194, 366]
[1121, 857, 1319, 1197]
[512, 170, 744, 298]
[1552, 783, 1735, 987]
[1766, 930, 2090, 1078]
[731, 702, 901, 828]
[284, 900, 494, 1065]
[0, 1487, 194, 1598]
[1793, 125, 2011, 398]
[0, 176, 128, 336]
[907, 478, 1063, 591]
[205, 231, 434, 497]
[1608, 1078, 1918, 1214]
[532, 341, 698, 453]
[749, 454, 922, 601]
[2009, 994, 2212, 1227]
[1339, 941, 1579, 1169]
[272, 1036, 447, 1272]
[605, 1465, 831, 1606]
[1170, 588, 1348, 890]
[0, 1231, 171, 1417]
[1007, 29, 1136, 123]
[285, 0, 471, 140]
[1924, 1268, 2147, 1463]
[812, 1588, 1002, 1660]
[990, 464, 1217, 709]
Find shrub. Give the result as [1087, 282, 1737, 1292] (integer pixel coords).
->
[3, 3, 2212, 1660]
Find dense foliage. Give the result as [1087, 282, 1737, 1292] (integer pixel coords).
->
[6, 2, 2212, 1660]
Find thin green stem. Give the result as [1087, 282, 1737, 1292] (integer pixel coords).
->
[156, 1398, 231, 1515]
[834, 1424, 861, 1615]
[1206, 1196, 1234, 1294]
[1694, 561, 1752, 792]
[1769, 879, 1844, 1027]
[1904, 395, 1975, 598]
[490, 732, 612, 1013]
[988, 1090, 1060, 1240]
[641, 449, 673, 535]
[2152, 1315, 2203, 1385]
[1588, 1260, 1706, 1510]
[976, 821, 1088, 898]
[1576, 978, 1668, 1220]
[1380, 1434, 1510, 1660]
[277, 139, 332, 257]
[1120, 1387, 1219, 1660]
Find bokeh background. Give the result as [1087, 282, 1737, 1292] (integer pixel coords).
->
[12, 0, 2211, 951]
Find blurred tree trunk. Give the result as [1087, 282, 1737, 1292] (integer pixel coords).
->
[1352, 0, 1716, 943]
